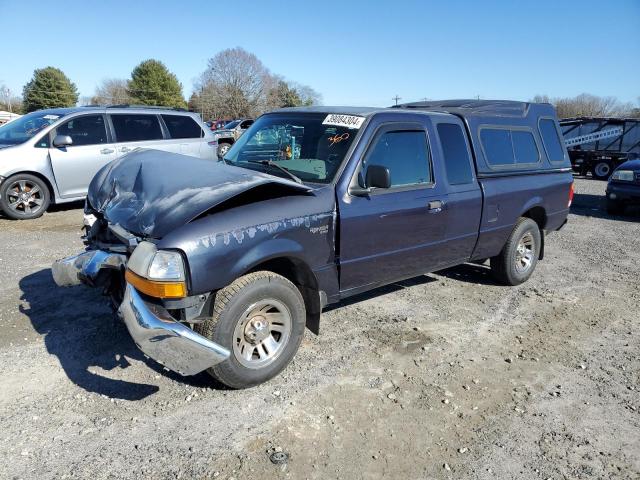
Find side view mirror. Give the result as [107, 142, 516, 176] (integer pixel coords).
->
[53, 135, 73, 148]
[366, 164, 391, 189]
[350, 164, 391, 196]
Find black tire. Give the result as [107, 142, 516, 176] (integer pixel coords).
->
[490, 218, 541, 286]
[606, 199, 624, 215]
[195, 271, 306, 389]
[217, 142, 231, 159]
[592, 161, 612, 180]
[0, 173, 51, 220]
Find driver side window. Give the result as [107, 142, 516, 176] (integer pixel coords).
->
[55, 115, 108, 146]
[364, 130, 432, 187]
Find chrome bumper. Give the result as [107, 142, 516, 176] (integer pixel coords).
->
[52, 250, 126, 287]
[118, 284, 230, 376]
[53, 249, 230, 376]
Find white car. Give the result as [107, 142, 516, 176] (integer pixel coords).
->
[0, 106, 216, 219]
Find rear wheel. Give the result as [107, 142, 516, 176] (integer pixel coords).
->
[490, 218, 541, 286]
[592, 161, 612, 180]
[195, 271, 306, 389]
[0, 173, 51, 220]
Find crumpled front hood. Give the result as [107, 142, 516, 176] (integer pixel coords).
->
[88, 149, 312, 238]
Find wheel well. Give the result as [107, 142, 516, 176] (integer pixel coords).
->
[4, 171, 55, 203]
[522, 206, 546, 230]
[218, 138, 234, 145]
[522, 207, 546, 260]
[248, 257, 322, 335]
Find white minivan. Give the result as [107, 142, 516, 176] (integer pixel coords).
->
[0, 106, 216, 219]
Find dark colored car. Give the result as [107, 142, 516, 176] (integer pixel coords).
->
[52, 100, 573, 389]
[606, 159, 640, 214]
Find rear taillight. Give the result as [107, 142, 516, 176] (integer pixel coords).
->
[568, 182, 574, 207]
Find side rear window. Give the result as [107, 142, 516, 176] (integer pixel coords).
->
[110, 114, 163, 142]
[538, 118, 565, 162]
[481, 129, 514, 166]
[480, 127, 540, 167]
[365, 130, 431, 187]
[162, 114, 203, 139]
[512, 131, 539, 164]
[437, 123, 473, 185]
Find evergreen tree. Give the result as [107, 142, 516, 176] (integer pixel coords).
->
[128, 59, 186, 108]
[22, 67, 79, 112]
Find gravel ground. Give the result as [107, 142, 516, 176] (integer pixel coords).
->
[0, 177, 638, 480]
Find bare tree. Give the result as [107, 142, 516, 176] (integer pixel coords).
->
[197, 48, 270, 119]
[91, 78, 132, 105]
[194, 48, 323, 120]
[0, 83, 24, 113]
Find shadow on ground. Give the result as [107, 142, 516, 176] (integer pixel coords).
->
[571, 193, 639, 222]
[437, 262, 503, 285]
[19, 269, 216, 401]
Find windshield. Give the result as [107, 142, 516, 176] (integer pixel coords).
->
[224, 113, 362, 184]
[223, 120, 240, 129]
[0, 111, 65, 146]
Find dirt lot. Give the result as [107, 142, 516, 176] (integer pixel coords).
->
[0, 177, 638, 480]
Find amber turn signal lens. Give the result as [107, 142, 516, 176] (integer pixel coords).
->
[125, 270, 187, 299]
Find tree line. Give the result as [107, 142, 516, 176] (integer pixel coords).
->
[532, 94, 639, 119]
[0, 47, 322, 120]
[2, 50, 639, 121]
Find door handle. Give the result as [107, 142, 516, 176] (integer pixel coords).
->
[120, 147, 132, 153]
[100, 148, 114, 154]
[428, 200, 444, 212]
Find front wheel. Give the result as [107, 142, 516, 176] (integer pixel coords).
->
[195, 271, 306, 389]
[217, 142, 231, 159]
[490, 218, 541, 286]
[0, 173, 51, 220]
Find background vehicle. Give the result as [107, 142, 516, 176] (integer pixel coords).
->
[0, 105, 216, 219]
[606, 159, 640, 214]
[210, 119, 231, 131]
[560, 117, 640, 180]
[210, 118, 254, 158]
[53, 100, 573, 389]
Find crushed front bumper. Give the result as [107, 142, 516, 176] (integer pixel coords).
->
[52, 250, 230, 376]
[118, 285, 229, 375]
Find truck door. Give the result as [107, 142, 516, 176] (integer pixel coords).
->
[48, 114, 116, 198]
[337, 119, 450, 293]
[432, 120, 482, 266]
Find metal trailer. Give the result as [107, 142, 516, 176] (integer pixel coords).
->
[560, 117, 640, 180]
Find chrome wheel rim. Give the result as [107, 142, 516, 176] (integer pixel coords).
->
[595, 163, 610, 178]
[514, 232, 535, 273]
[6, 179, 44, 216]
[219, 144, 230, 157]
[232, 299, 292, 369]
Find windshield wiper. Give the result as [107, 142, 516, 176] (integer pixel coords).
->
[247, 159, 303, 184]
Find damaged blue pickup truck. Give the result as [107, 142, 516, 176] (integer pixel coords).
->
[52, 100, 574, 388]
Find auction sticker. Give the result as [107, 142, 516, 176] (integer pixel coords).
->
[322, 114, 365, 130]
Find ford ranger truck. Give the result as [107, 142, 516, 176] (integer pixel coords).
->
[52, 100, 574, 388]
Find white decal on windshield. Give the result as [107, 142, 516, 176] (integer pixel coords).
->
[322, 114, 365, 130]
[42, 115, 60, 120]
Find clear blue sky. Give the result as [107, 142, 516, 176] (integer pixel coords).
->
[2, 0, 638, 106]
